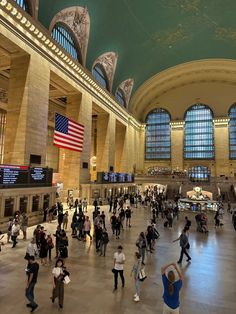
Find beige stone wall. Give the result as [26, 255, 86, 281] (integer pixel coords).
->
[46, 127, 59, 172]
[214, 124, 230, 177]
[171, 127, 184, 170]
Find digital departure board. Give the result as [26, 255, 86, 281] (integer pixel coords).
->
[97, 172, 134, 184]
[0, 165, 53, 189]
[0, 165, 29, 187]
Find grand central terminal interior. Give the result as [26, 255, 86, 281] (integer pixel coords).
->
[0, 1, 236, 314]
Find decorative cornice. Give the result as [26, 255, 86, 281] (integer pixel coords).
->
[0, 0, 142, 130]
[213, 117, 229, 127]
[170, 121, 185, 130]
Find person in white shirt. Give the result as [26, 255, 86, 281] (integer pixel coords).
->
[84, 216, 92, 241]
[113, 245, 125, 291]
[82, 198, 88, 213]
[51, 259, 69, 309]
[26, 238, 38, 258]
[11, 221, 20, 248]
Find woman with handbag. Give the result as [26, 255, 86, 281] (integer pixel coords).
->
[51, 259, 70, 309]
[131, 252, 142, 302]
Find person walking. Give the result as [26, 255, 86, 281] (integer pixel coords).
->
[84, 216, 92, 241]
[62, 211, 69, 230]
[136, 232, 147, 265]
[39, 232, 48, 266]
[25, 238, 38, 260]
[161, 262, 183, 314]
[113, 245, 125, 291]
[25, 256, 39, 312]
[11, 220, 20, 248]
[131, 252, 142, 302]
[47, 234, 54, 262]
[100, 229, 109, 256]
[173, 228, 191, 264]
[125, 207, 132, 227]
[20, 212, 28, 240]
[51, 259, 70, 309]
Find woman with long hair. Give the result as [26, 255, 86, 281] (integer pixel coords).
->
[161, 262, 183, 314]
[51, 259, 70, 309]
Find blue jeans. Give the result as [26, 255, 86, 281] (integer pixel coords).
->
[25, 282, 37, 307]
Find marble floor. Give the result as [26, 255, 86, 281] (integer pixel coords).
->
[0, 205, 236, 314]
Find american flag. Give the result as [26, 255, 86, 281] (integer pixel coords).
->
[53, 113, 84, 152]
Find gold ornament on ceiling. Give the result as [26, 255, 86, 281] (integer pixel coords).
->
[215, 27, 236, 42]
[151, 24, 189, 47]
[160, 0, 201, 12]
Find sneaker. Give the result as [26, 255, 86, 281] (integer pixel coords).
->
[134, 293, 138, 298]
[134, 296, 140, 302]
[26, 304, 32, 308]
[113, 288, 117, 292]
[186, 258, 192, 262]
[177, 261, 182, 264]
[31, 304, 38, 312]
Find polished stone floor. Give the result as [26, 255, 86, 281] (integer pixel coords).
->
[0, 205, 236, 314]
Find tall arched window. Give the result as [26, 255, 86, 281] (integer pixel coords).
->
[184, 104, 214, 159]
[145, 108, 171, 160]
[51, 23, 80, 61]
[115, 88, 126, 107]
[14, 0, 31, 14]
[92, 64, 108, 90]
[229, 105, 236, 159]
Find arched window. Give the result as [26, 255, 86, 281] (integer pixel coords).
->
[184, 104, 214, 159]
[92, 64, 108, 90]
[115, 88, 126, 107]
[14, 0, 31, 14]
[229, 105, 236, 159]
[51, 23, 80, 61]
[145, 108, 171, 160]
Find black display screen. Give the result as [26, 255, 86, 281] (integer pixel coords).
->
[118, 173, 126, 183]
[0, 165, 29, 187]
[0, 165, 53, 189]
[30, 168, 47, 184]
[126, 174, 134, 183]
[97, 172, 134, 184]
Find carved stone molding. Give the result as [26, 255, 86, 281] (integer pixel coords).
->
[93, 52, 118, 92]
[49, 6, 90, 66]
[117, 78, 134, 107]
[0, 88, 7, 103]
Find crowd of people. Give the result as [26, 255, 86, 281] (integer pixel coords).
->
[0, 187, 236, 313]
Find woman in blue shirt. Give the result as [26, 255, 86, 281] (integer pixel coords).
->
[161, 262, 183, 314]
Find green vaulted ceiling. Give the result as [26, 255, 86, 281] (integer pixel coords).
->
[38, 0, 236, 95]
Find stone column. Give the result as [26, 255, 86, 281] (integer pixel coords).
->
[96, 113, 116, 172]
[4, 54, 50, 165]
[115, 122, 127, 172]
[171, 122, 184, 171]
[59, 92, 92, 192]
[214, 120, 230, 177]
